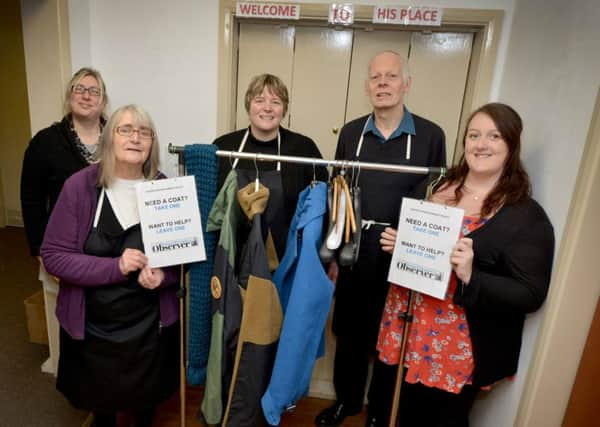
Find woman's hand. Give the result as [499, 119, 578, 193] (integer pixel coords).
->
[327, 260, 339, 285]
[138, 266, 165, 289]
[118, 248, 148, 275]
[451, 237, 474, 284]
[380, 227, 398, 254]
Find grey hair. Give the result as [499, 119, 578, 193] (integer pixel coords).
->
[367, 50, 411, 83]
[96, 104, 160, 188]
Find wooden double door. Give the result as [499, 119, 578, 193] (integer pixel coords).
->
[234, 21, 475, 399]
[236, 22, 474, 165]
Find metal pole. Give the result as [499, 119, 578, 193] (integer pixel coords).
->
[176, 152, 186, 427]
[167, 144, 445, 176]
[389, 290, 416, 427]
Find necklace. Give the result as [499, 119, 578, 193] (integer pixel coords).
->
[462, 184, 486, 201]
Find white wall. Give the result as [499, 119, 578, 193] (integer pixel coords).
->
[67, 0, 599, 425]
[473, 1, 600, 425]
[68, 0, 219, 177]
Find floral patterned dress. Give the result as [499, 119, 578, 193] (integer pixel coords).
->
[376, 216, 485, 394]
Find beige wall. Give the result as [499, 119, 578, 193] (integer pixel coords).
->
[21, 0, 72, 134]
[0, 0, 32, 227]
[7, 0, 73, 227]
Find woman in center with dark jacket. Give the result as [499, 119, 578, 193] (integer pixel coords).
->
[41, 104, 179, 427]
[213, 73, 327, 261]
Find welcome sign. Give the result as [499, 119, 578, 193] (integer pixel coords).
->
[136, 176, 206, 268]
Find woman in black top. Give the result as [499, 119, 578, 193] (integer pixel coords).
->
[378, 103, 555, 427]
[21, 67, 109, 257]
[214, 73, 327, 258]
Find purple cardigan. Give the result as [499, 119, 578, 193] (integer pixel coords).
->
[41, 164, 179, 339]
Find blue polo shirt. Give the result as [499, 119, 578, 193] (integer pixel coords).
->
[363, 107, 416, 142]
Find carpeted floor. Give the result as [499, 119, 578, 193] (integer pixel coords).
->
[0, 226, 88, 426]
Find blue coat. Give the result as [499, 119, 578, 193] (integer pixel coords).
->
[261, 182, 334, 425]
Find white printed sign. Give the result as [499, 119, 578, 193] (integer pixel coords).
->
[388, 198, 463, 300]
[329, 3, 354, 25]
[373, 6, 443, 26]
[136, 176, 206, 268]
[236, 2, 300, 19]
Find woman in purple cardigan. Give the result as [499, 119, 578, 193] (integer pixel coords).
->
[41, 104, 179, 427]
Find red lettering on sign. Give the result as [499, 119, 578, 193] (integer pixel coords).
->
[431, 10, 438, 21]
[239, 3, 252, 14]
[400, 9, 408, 20]
[377, 8, 387, 19]
[412, 10, 422, 20]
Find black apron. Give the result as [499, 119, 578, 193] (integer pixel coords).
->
[232, 129, 288, 263]
[333, 122, 411, 349]
[56, 189, 178, 412]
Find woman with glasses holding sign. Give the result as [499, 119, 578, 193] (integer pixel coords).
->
[377, 103, 555, 427]
[41, 105, 179, 427]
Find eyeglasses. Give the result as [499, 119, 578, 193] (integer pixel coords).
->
[115, 125, 154, 140]
[72, 84, 102, 97]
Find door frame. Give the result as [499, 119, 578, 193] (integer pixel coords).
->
[514, 89, 600, 426]
[216, 0, 504, 165]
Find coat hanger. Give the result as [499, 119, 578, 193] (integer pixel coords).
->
[425, 169, 446, 200]
[254, 153, 260, 192]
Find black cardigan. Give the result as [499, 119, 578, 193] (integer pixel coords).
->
[20, 117, 88, 255]
[453, 198, 555, 386]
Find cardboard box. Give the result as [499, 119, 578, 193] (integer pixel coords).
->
[24, 290, 48, 345]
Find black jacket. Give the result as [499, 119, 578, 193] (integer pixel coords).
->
[454, 198, 555, 386]
[20, 117, 88, 255]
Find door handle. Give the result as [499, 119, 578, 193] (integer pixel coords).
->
[332, 127, 339, 134]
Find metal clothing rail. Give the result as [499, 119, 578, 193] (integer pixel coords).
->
[168, 143, 446, 176]
[168, 141, 445, 427]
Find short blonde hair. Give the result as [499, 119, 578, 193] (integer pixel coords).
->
[63, 67, 109, 120]
[244, 74, 289, 116]
[96, 104, 160, 188]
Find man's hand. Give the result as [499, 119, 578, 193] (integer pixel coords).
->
[380, 227, 397, 254]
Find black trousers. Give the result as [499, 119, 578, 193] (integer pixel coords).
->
[93, 407, 155, 427]
[398, 380, 479, 427]
[332, 225, 396, 420]
[333, 336, 398, 421]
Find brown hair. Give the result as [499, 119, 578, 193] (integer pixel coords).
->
[63, 67, 109, 120]
[96, 104, 160, 187]
[244, 74, 289, 116]
[442, 102, 531, 217]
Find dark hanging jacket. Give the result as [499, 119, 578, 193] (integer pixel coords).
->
[201, 171, 244, 425]
[201, 172, 284, 427]
[222, 180, 283, 427]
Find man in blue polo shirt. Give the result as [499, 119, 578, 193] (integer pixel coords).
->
[315, 51, 446, 427]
